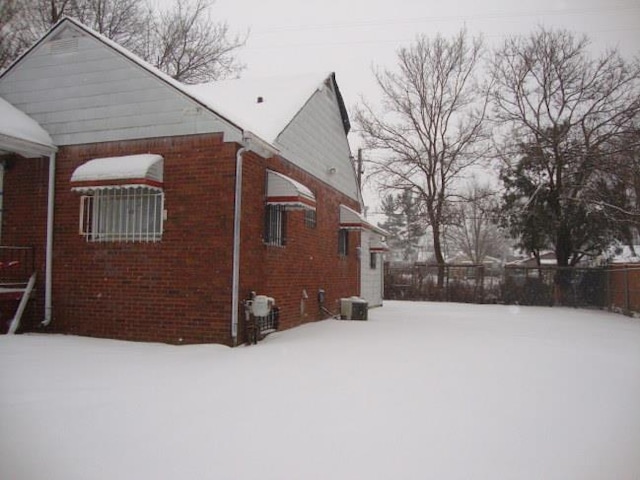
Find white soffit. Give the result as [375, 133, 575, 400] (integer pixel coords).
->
[266, 170, 316, 211]
[71, 154, 163, 191]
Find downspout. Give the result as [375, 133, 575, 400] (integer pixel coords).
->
[231, 146, 246, 345]
[41, 151, 56, 326]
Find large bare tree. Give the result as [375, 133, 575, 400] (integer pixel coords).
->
[356, 29, 490, 285]
[0, 0, 246, 83]
[492, 28, 640, 266]
[144, 0, 246, 83]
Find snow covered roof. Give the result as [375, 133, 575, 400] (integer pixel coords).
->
[184, 74, 331, 143]
[0, 96, 56, 158]
[605, 245, 640, 264]
[1, 17, 346, 152]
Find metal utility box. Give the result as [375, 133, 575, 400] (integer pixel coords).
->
[340, 297, 368, 320]
[351, 298, 368, 320]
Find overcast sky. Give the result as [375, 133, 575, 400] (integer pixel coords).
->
[178, 0, 639, 106]
[152, 0, 639, 212]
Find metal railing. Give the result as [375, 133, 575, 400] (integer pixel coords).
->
[245, 307, 280, 345]
[0, 246, 35, 288]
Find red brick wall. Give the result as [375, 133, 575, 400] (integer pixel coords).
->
[4, 134, 237, 343]
[1, 154, 49, 331]
[238, 152, 361, 341]
[2, 135, 362, 344]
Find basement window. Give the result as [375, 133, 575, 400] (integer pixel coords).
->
[265, 204, 287, 246]
[79, 187, 164, 242]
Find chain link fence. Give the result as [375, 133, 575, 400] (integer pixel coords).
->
[384, 262, 638, 311]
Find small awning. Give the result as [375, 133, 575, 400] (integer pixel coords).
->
[369, 235, 389, 252]
[340, 204, 391, 236]
[339, 204, 367, 230]
[266, 170, 315, 210]
[71, 154, 163, 192]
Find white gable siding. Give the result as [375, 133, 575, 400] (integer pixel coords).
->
[274, 85, 359, 202]
[0, 25, 241, 146]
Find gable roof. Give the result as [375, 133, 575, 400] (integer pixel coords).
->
[184, 72, 350, 144]
[0, 17, 359, 201]
[0, 17, 350, 150]
[0, 96, 56, 157]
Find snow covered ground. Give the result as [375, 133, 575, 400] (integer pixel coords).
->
[2, 301, 640, 480]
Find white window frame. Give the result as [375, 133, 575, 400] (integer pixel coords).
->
[79, 187, 164, 242]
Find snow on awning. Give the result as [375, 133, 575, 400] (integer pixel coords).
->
[266, 170, 316, 211]
[340, 204, 390, 236]
[369, 235, 389, 252]
[0, 97, 56, 158]
[339, 204, 368, 230]
[71, 154, 164, 192]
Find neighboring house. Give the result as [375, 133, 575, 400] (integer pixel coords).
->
[506, 251, 558, 268]
[445, 253, 503, 279]
[0, 17, 387, 344]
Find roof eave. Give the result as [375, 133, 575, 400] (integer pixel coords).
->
[330, 72, 351, 135]
[0, 133, 57, 158]
[1, 17, 261, 149]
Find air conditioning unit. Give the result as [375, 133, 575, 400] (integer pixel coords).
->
[340, 297, 368, 320]
[351, 298, 368, 320]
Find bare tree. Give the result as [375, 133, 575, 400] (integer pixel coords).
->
[492, 27, 640, 266]
[356, 29, 490, 285]
[144, 0, 246, 83]
[0, 0, 246, 83]
[446, 181, 508, 264]
[16, 0, 142, 45]
[0, 0, 32, 70]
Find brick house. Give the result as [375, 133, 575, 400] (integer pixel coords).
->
[0, 17, 387, 345]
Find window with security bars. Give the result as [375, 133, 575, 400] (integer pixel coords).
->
[79, 187, 164, 242]
[304, 209, 317, 228]
[264, 205, 287, 246]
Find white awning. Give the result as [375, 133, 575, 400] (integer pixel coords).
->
[340, 204, 390, 236]
[266, 170, 315, 210]
[369, 235, 389, 252]
[71, 154, 163, 192]
[339, 204, 367, 230]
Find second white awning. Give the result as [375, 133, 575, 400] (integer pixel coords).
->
[266, 170, 316, 210]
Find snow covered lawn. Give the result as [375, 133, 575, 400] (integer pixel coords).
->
[2, 301, 640, 480]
